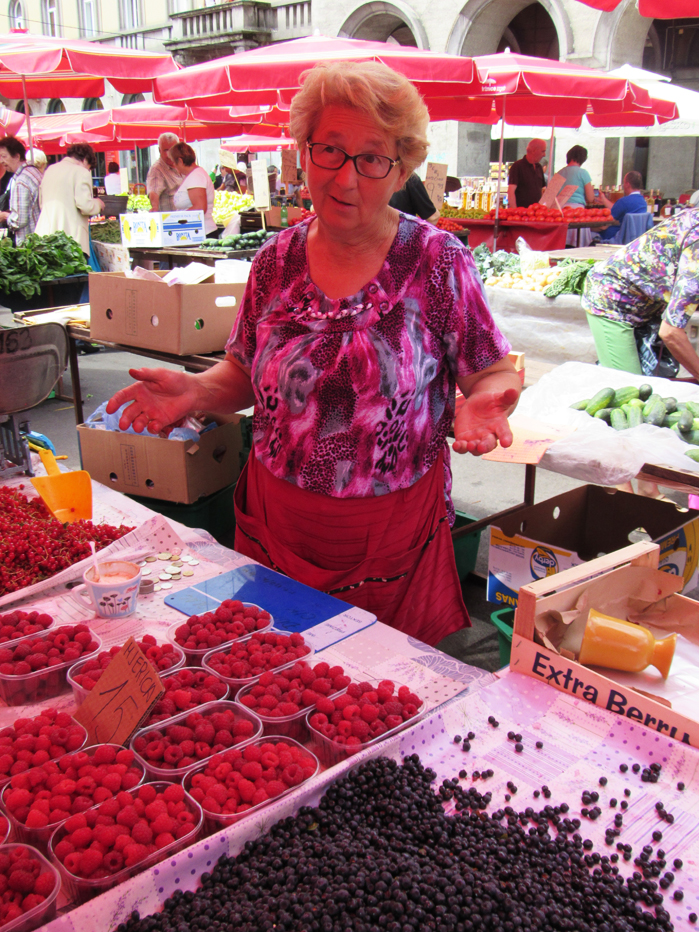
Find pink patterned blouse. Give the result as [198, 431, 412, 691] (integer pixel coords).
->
[226, 214, 510, 519]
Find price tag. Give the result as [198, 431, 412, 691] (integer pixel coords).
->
[251, 159, 271, 210]
[73, 637, 164, 747]
[424, 162, 448, 211]
[539, 173, 565, 208]
[281, 149, 298, 185]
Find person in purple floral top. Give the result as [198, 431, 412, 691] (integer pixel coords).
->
[106, 61, 521, 646]
[583, 209, 699, 377]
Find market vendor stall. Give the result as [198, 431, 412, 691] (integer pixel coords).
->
[456, 217, 568, 252]
[1, 467, 699, 932]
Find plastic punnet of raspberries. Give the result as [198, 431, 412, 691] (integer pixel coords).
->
[0, 708, 86, 780]
[205, 632, 313, 684]
[2, 745, 143, 830]
[187, 739, 318, 817]
[52, 783, 198, 879]
[0, 610, 54, 645]
[143, 667, 229, 726]
[237, 660, 350, 719]
[172, 601, 272, 653]
[0, 624, 99, 677]
[132, 705, 257, 772]
[71, 636, 182, 693]
[307, 679, 422, 747]
[0, 844, 57, 922]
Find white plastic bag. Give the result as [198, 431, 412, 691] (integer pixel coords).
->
[516, 236, 550, 277]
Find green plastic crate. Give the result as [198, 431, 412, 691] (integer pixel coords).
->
[452, 512, 481, 581]
[490, 608, 514, 667]
[125, 482, 236, 545]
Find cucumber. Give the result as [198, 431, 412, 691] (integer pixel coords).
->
[638, 383, 653, 402]
[594, 408, 613, 423]
[642, 394, 662, 418]
[612, 386, 640, 407]
[643, 397, 667, 427]
[663, 397, 678, 414]
[570, 398, 591, 411]
[685, 449, 699, 463]
[626, 398, 645, 408]
[686, 400, 699, 418]
[678, 409, 695, 433]
[664, 412, 683, 427]
[610, 409, 629, 431]
[626, 406, 643, 429]
[585, 387, 616, 416]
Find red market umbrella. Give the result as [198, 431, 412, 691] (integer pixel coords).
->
[153, 35, 478, 110]
[0, 103, 24, 136]
[574, 0, 699, 15]
[0, 33, 177, 152]
[81, 102, 248, 143]
[220, 133, 297, 153]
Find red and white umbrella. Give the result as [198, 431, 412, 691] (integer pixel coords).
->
[0, 33, 178, 151]
[574, 0, 699, 15]
[220, 133, 297, 153]
[153, 35, 478, 110]
[0, 103, 24, 136]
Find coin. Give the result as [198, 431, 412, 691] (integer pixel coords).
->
[171, 548, 182, 558]
[182, 568, 194, 577]
[141, 568, 151, 576]
[170, 561, 183, 568]
[160, 581, 173, 590]
[158, 552, 171, 560]
[145, 556, 157, 563]
[159, 573, 171, 581]
[137, 561, 147, 567]
[154, 584, 162, 592]
[189, 560, 200, 566]
[165, 566, 180, 575]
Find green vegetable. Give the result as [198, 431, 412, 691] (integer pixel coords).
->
[127, 194, 152, 212]
[472, 243, 521, 281]
[610, 409, 628, 431]
[0, 232, 90, 299]
[90, 220, 122, 244]
[625, 406, 643, 429]
[685, 401, 699, 418]
[643, 397, 667, 427]
[594, 408, 613, 423]
[612, 386, 640, 407]
[685, 449, 699, 462]
[570, 399, 591, 411]
[638, 383, 653, 401]
[664, 412, 683, 427]
[585, 387, 615, 416]
[672, 424, 699, 445]
[679, 409, 695, 433]
[663, 397, 677, 414]
[543, 259, 595, 297]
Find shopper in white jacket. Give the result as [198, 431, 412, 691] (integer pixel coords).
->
[35, 144, 103, 254]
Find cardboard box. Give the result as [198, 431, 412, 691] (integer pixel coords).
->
[265, 205, 304, 229]
[77, 418, 244, 504]
[488, 485, 699, 607]
[512, 541, 699, 749]
[120, 211, 206, 248]
[92, 241, 131, 273]
[88, 271, 244, 355]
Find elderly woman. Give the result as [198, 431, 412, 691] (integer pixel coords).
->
[35, 143, 103, 255]
[0, 136, 42, 244]
[169, 142, 216, 236]
[106, 62, 520, 646]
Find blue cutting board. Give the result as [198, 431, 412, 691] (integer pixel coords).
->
[164, 563, 376, 649]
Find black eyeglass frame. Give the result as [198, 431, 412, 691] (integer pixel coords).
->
[306, 141, 401, 179]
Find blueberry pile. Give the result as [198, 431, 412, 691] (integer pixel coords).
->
[116, 755, 673, 932]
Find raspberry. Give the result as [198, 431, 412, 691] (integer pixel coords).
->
[155, 832, 175, 849]
[131, 820, 153, 845]
[123, 842, 148, 867]
[361, 704, 380, 724]
[150, 813, 175, 836]
[8, 870, 34, 893]
[351, 719, 370, 740]
[79, 849, 103, 877]
[265, 779, 286, 798]
[163, 784, 185, 803]
[92, 746, 117, 765]
[34, 871, 56, 897]
[104, 850, 124, 873]
[116, 805, 139, 828]
[281, 764, 305, 787]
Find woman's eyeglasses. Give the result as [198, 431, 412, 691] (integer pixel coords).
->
[307, 142, 400, 180]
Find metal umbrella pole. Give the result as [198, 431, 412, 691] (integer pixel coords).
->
[547, 117, 556, 184]
[21, 75, 33, 161]
[493, 98, 506, 250]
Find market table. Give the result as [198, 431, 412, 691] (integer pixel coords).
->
[2, 471, 698, 932]
[547, 244, 622, 262]
[128, 246, 258, 270]
[455, 218, 568, 252]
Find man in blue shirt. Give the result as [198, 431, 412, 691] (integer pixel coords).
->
[595, 171, 648, 241]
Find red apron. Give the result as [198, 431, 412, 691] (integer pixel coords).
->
[233, 450, 470, 646]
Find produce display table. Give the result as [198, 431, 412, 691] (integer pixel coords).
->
[2, 471, 699, 931]
[128, 246, 258, 270]
[547, 244, 622, 262]
[455, 218, 568, 253]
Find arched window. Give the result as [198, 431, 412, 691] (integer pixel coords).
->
[82, 98, 104, 111]
[42, 0, 60, 36]
[121, 93, 145, 105]
[47, 98, 66, 114]
[14, 100, 32, 115]
[8, 0, 26, 30]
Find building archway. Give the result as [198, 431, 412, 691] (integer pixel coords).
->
[339, 2, 428, 50]
[47, 98, 66, 114]
[446, 0, 570, 60]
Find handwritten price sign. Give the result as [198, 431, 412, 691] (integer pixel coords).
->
[74, 637, 164, 747]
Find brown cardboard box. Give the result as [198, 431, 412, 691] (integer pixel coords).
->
[265, 205, 304, 229]
[512, 542, 699, 749]
[88, 271, 245, 355]
[77, 418, 244, 504]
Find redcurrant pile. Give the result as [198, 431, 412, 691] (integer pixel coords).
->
[0, 486, 134, 596]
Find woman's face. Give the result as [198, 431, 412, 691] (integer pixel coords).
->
[0, 149, 21, 173]
[300, 105, 407, 239]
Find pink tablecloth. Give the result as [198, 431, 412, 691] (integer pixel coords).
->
[457, 219, 568, 253]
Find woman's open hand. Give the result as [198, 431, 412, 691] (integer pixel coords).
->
[105, 367, 197, 435]
[453, 387, 520, 456]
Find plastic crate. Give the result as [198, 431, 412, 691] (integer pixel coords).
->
[490, 608, 514, 667]
[451, 512, 482, 581]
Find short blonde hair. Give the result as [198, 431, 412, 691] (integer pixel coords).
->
[289, 61, 429, 176]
